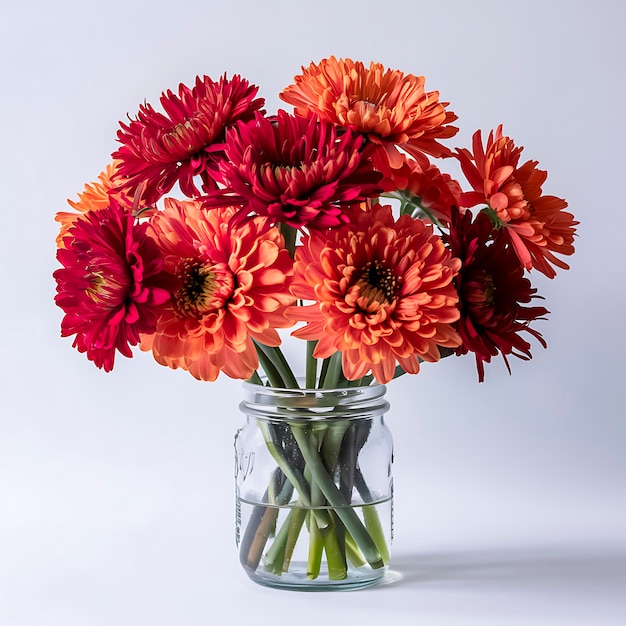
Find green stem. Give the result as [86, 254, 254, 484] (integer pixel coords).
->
[344, 531, 367, 568]
[316, 421, 351, 579]
[240, 506, 279, 572]
[363, 504, 390, 565]
[347, 377, 365, 387]
[305, 341, 318, 389]
[258, 421, 332, 531]
[321, 352, 343, 389]
[258, 421, 311, 506]
[318, 357, 330, 388]
[263, 506, 307, 574]
[279, 222, 298, 258]
[319, 514, 347, 579]
[283, 507, 308, 571]
[361, 365, 406, 386]
[239, 461, 298, 572]
[307, 513, 323, 579]
[247, 370, 263, 385]
[254, 345, 285, 388]
[290, 424, 384, 570]
[303, 443, 329, 579]
[254, 342, 299, 389]
[320, 421, 350, 472]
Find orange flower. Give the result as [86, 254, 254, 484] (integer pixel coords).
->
[141, 200, 295, 381]
[456, 126, 578, 278]
[280, 57, 458, 173]
[290, 204, 461, 383]
[55, 161, 132, 248]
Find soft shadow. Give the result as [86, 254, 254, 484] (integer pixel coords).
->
[375, 544, 626, 592]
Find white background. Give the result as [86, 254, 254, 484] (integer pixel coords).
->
[1, 1, 625, 624]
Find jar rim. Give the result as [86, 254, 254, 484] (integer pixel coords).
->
[240, 378, 389, 421]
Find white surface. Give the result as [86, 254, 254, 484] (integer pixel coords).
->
[2, 1, 625, 624]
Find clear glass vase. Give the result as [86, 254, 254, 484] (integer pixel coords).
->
[235, 381, 393, 590]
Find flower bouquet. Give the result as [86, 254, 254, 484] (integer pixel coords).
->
[54, 56, 577, 588]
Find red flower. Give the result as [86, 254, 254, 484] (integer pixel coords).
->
[208, 110, 382, 230]
[280, 56, 458, 173]
[290, 204, 461, 383]
[113, 75, 264, 204]
[54, 200, 171, 371]
[140, 200, 295, 381]
[456, 126, 577, 278]
[384, 155, 462, 226]
[448, 208, 549, 381]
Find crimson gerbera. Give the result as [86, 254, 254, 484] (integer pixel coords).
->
[209, 110, 382, 230]
[448, 207, 549, 381]
[54, 200, 171, 371]
[113, 74, 264, 204]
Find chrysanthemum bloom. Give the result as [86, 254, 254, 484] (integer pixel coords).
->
[280, 56, 458, 173]
[55, 161, 133, 248]
[113, 74, 264, 204]
[456, 125, 577, 278]
[448, 208, 549, 381]
[208, 110, 382, 230]
[54, 200, 171, 371]
[290, 204, 462, 383]
[384, 155, 462, 226]
[140, 200, 295, 381]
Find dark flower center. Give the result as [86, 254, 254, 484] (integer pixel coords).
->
[176, 259, 234, 317]
[356, 260, 399, 305]
[463, 270, 498, 323]
[482, 275, 496, 305]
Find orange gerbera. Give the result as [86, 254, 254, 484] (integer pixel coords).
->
[290, 204, 461, 383]
[280, 56, 458, 173]
[456, 126, 578, 278]
[141, 200, 295, 381]
[55, 161, 133, 248]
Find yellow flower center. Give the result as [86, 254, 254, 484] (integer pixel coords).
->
[162, 119, 198, 154]
[85, 269, 129, 306]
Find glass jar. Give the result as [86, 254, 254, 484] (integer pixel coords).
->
[235, 381, 393, 590]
